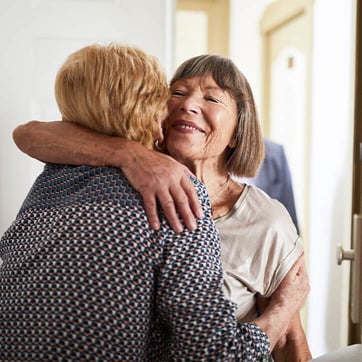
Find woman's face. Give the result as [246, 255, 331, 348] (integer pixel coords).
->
[164, 75, 238, 167]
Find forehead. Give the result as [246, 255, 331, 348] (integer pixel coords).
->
[172, 75, 225, 91]
[171, 75, 237, 111]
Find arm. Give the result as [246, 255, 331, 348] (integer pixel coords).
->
[254, 254, 310, 351]
[273, 313, 312, 362]
[13, 120, 203, 233]
[258, 296, 312, 361]
[159, 182, 309, 359]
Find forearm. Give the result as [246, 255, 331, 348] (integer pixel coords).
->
[268, 312, 311, 362]
[13, 120, 131, 167]
[13, 120, 202, 233]
[254, 303, 290, 351]
[283, 336, 312, 362]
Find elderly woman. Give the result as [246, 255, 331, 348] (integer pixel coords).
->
[13, 54, 311, 361]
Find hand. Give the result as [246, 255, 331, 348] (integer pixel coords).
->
[121, 143, 204, 233]
[270, 254, 310, 316]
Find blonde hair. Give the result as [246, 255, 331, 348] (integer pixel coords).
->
[55, 43, 169, 149]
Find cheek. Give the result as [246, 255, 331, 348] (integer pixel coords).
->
[167, 100, 178, 114]
[205, 125, 237, 152]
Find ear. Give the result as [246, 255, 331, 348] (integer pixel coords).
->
[154, 137, 165, 152]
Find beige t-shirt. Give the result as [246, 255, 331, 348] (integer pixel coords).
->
[215, 184, 303, 322]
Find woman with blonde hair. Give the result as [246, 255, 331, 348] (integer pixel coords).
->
[54, 43, 167, 147]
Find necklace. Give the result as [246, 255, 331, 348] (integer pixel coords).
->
[210, 175, 230, 204]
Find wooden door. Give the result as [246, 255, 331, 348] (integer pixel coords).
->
[346, 0, 362, 343]
[260, 0, 313, 244]
[175, 0, 230, 66]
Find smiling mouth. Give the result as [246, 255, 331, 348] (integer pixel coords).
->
[174, 124, 204, 133]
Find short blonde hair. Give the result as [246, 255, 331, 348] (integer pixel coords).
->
[55, 43, 169, 149]
[170, 55, 264, 177]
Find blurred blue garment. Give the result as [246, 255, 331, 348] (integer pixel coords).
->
[254, 138, 299, 233]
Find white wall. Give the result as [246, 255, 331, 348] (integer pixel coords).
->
[0, 0, 175, 236]
[308, 0, 355, 356]
[230, 0, 355, 357]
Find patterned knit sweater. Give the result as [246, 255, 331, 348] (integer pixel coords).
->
[0, 163, 270, 361]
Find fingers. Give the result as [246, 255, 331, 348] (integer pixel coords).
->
[142, 173, 203, 234]
[283, 254, 307, 285]
[156, 191, 185, 234]
[142, 194, 162, 231]
[141, 181, 195, 234]
[182, 170, 204, 220]
[128, 150, 203, 233]
[289, 253, 304, 274]
[155, 175, 203, 233]
[169, 175, 203, 232]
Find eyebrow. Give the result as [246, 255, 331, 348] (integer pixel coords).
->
[204, 85, 223, 92]
[171, 81, 224, 93]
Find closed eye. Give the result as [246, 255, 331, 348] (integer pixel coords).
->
[171, 90, 185, 96]
[206, 96, 220, 103]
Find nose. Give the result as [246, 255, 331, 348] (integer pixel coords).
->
[179, 95, 200, 114]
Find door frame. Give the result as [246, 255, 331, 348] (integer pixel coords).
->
[176, 0, 230, 56]
[260, 0, 313, 136]
[259, 0, 313, 241]
[259, 0, 313, 329]
[349, 0, 362, 344]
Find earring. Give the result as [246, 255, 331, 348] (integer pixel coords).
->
[154, 139, 164, 151]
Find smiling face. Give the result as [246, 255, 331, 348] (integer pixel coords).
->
[164, 75, 238, 172]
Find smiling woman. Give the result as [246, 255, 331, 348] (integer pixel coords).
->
[165, 75, 238, 174]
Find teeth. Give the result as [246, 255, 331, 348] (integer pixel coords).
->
[178, 124, 198, 131]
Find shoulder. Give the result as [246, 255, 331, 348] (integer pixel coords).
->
[22, 164, 141, 211]
[190, 175, 208, 196]
[243, 185, 297, 236]
[263, 139, 287, 167]
[243, 186, 303, 294]
[264, 138, 284, 156]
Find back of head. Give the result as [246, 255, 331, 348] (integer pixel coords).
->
[55, 43, 169, 149]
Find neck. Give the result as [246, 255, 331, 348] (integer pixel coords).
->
[209, 174, 230, 204]
[172, 154, 230, 200]
[185, 158, 226, 183]
[188, 162, 230, 205]
[185, 158, 243, 219]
